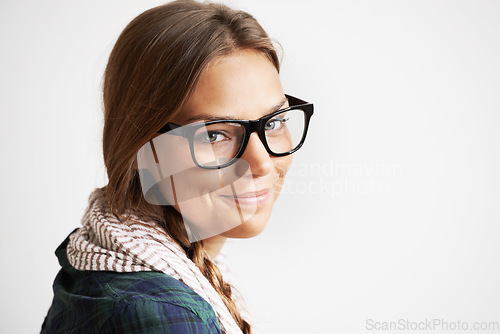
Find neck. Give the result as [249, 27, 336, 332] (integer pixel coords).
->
[202, 234, 227, 259]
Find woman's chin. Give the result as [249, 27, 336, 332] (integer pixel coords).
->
[219, 210, 272, 238]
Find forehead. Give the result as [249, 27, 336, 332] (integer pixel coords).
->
[176, 50, 286, 124]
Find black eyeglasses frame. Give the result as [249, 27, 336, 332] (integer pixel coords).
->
[156, 94, 314, 169]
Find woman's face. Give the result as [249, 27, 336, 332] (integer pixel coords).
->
[156, 49, 292, 240]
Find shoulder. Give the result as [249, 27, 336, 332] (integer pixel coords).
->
[42, 269, 221, 333]
[102, 271, 221, 330]
[101, 274, 221, 332]
[101, 271, 221, 333]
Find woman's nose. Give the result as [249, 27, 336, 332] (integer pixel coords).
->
[238, 132, 273, 177]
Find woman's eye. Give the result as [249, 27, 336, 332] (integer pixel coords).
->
[198, 131, 226, 143]
[264, 117, 288, 131]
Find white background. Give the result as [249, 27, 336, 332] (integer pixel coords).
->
[1, 1, 499, 333]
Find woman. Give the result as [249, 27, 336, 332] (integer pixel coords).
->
[41, 0, 313, 333]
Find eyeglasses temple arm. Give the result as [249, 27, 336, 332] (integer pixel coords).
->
[285, 94, 308, 106]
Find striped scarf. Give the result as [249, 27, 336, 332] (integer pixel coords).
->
[67, 187, 248, 334]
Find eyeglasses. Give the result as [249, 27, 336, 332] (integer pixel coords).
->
[156, 94, 314, 169]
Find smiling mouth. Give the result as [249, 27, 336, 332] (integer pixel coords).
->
[217, 189, 271, 205]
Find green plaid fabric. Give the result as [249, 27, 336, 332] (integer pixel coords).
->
[41, 233, 222, 333]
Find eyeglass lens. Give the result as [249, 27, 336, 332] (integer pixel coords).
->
[192, 108, 306, 167]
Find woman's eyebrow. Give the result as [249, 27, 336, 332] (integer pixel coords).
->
[268, 97, 289, 114]
[185, 98, 289, 122]
[185, 114, 235, 122]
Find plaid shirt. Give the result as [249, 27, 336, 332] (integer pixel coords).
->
[41, 234, 222, 333]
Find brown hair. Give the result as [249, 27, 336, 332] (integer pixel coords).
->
[101, 0, 280, 332]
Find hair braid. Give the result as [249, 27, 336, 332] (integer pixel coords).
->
[159, 206, 251, 333]
[190, 241, 251, 334]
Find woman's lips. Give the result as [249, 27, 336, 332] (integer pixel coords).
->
[217, 188, 271, 205]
